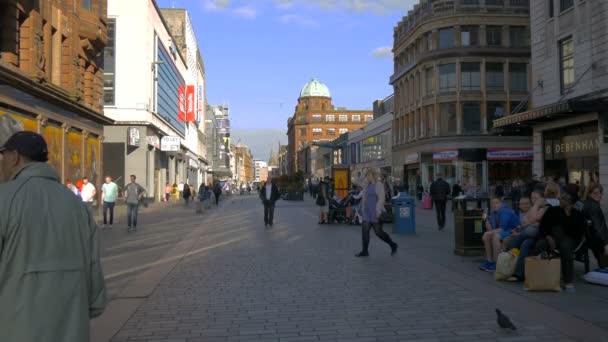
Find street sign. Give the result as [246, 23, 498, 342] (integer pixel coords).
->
[127, 127, 140, 146]
[161, 136, 180, 152]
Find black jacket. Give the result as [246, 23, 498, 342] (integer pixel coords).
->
[430, 179, 451, 201]
[584, 200, 608, 247]
[539, 205, 585, 242]
[259, 183, 281, 204]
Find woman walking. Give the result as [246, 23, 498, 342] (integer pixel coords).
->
[355, 169, 398, 257]
[183, 183, 191, 206]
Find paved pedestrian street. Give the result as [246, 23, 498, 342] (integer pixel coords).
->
[93, 196, 608, 342]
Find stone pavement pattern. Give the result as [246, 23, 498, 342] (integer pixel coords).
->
[105, 196, 608, 342]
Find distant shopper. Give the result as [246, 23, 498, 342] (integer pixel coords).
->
[101, 175, 119, 228]
[124, 175, 145, 232]
[213, 182, 222, 206]
[164, 182, 172, 202]
[183, 182, 191, 206]
[451, 181, 462, 211]
[317, 177, 330, 224]
[81, 176, 96, 212]
[178, 182, 184, 199]
[583, 183, 608, 268]
[429, 175, 451, 230]
[260, 176, 281, 227]
[66, 179, 80, 197]
[355, 168, 398, 257]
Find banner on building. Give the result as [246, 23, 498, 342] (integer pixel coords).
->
[217, 119, 230, 134]
[146, 136, 160, 149]
[127, 127, 140, 146]
[161, 136, 180, 152]
[178, 85, 186, 122]
[197, 85, 204, 121]
[186, 85, 195, 122]
[487, 148, 533, 161]
[433, 150, 459, 161]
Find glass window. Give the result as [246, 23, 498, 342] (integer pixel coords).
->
[487, 102, 505, 130]
[461, 26, 479, 47]
[365, 115, 374, 122]
[352, 115, 361, 122]
[425, 105, 434, 136]
[326, 114, 335, 122]
[82, 0, 92, 11]
[339, 128, 348, 134]
[509, 26, 529, 48]
[462, 102, 481, 133]
[299, 128, 306, 137]
[103, 18, 116, 105]
[327, 128, 336, 136]
[439, 103, 457, 135]
[426, 32, 433, 51]
[560, 37, 574, 92]
[439, 63, 456, 93]
[510, 101, 528, 114]
[549, 0, 554, 17]
[425, 67, 434, 95]
[339, 115, 348, 122]
[509, 63, 528, 92]
[312, 128, 322, 136]
[312, 114, 322, 122]
[486, 26, 502, 47]
[560, 0, 573, 11]
[461, 63, 481, 91]
[439, 28, 455, 48]
[486, 63, 504, 91]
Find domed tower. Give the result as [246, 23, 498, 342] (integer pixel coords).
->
[296, 78, 333, 112]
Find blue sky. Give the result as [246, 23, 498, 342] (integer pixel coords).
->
[157, 0, 417, 130]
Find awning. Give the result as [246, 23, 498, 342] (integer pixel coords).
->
[493, 101, 573, 128]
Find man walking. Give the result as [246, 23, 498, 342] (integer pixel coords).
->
[260, 176, 280, 227]
[430, 174, 451, 230]
[80, 176, 96, 212]
[124, 175, 145, 232]
[0, 131, 106, 341]
[101, 175, 118, 228]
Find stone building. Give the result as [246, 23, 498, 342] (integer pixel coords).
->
[0, 0, 111, 187]
[494, 0, 608, 197]
[391, 0, 533, 193]
[287, 78, 372, 175]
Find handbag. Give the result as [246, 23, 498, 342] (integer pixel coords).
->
[316, 196, 326, 206]
[495, 249, 519, 281]
[524, 254, 562, 292]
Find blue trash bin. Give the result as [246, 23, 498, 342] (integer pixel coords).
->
[392, 192, 416, 234]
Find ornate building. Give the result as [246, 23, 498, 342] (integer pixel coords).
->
[0, 0, 111, 187]
[391, 0, 533, 193]
[287, 78, 372, 175]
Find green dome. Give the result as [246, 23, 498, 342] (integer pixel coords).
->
[300, 78, 331, 98]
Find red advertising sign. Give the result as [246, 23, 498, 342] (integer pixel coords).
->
[177, 85, 186, 122]
[186, 85, 195, 122]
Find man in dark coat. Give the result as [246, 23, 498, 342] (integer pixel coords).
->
[430, 175, 451, 230]
[259, 176, 281, 227]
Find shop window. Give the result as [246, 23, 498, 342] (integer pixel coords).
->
[486, 26, 502, 47]
[339, 128, 348, 134]
[560, 37, 574, 93]
[461, 63, 481, 91]
[509, 26, 529, 48]
[312, 114, 322, 122]
[352, 115, 361, 122]
[339, 115, 348, 122]
[425, 67, 434, 95]
[439, 28, 455, 48]
[103, 18, 116, 105]
[299, 128, 306, 137]
[509, 63, 528, 92]
[461, 26, 479, 47]
[82, 0, 92, 11]
[439, 63, 456, 93]
[462, 102, 481, 133]
[439, 103, 457, 135]
[560, 0, 573, 12]
[487, 102, 505, 130]
[327, 128, 336, 136]
[326, 114, 335, 122]
[312, 128, 322, 136]
[486, 63, 504, 91]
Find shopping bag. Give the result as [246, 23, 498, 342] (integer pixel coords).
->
[524, 255, 562, 292]
[495, 249, 519, 281]
[422, 193, 432, 209]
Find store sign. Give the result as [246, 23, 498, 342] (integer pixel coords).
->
[405, 153, 418, 165]
[127, 127, 140, 146]
[160, 136, 180, 152]
[487, 149, 533, 161]
[146, 136, 160, 149]
[433, 150, 459, 161]
[544, 133, 599, 160]
[186, 85, 195, 122]
[197, 85, 204, 120]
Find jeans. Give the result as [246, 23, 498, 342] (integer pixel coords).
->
[127, 203, 139, 228]
[361, 222, 396, 253]
[434, 200, 447, 228]
[535, 229, 579, 284]
[264, 201, 275, 225]
[510, 238, 537, 279]
[103, 201, 115, 225]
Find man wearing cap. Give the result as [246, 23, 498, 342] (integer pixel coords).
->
[0, 131, 106, 341]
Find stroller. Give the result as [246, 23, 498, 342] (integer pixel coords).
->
[328, 193, 354, 224]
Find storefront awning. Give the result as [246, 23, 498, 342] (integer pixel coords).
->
[493, 101, 573, 128]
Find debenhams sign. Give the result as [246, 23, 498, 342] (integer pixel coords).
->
[544, 133, 599, 160]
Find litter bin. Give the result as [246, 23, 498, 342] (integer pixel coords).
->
[453, 196, 491, 256]
[392, 192, 416, 234]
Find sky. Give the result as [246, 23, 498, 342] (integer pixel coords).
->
[156, 0, 417, 131]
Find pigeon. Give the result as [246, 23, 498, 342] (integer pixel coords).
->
[496, 308, 517, 330]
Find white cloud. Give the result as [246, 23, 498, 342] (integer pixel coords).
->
[232, 6, 258, 18]
[279, 14, 319, 27]
[370, 46, 392, 58]
[202, 0, 233, 11]
[281, 0, 413, 14]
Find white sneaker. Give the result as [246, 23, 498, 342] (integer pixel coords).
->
[564, 284, 576, 293]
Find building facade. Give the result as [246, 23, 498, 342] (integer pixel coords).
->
[494, 0, 608, 200]
[234, 145, 253, 185]
[391, 0, 533, 193]
[0, 0, 112, 189]
[206, 104, 232, 181]
[287, 78, 372, 175]
[254, 160, 267, 182]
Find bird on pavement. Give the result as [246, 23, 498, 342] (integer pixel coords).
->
[496, 308, 517, 330]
